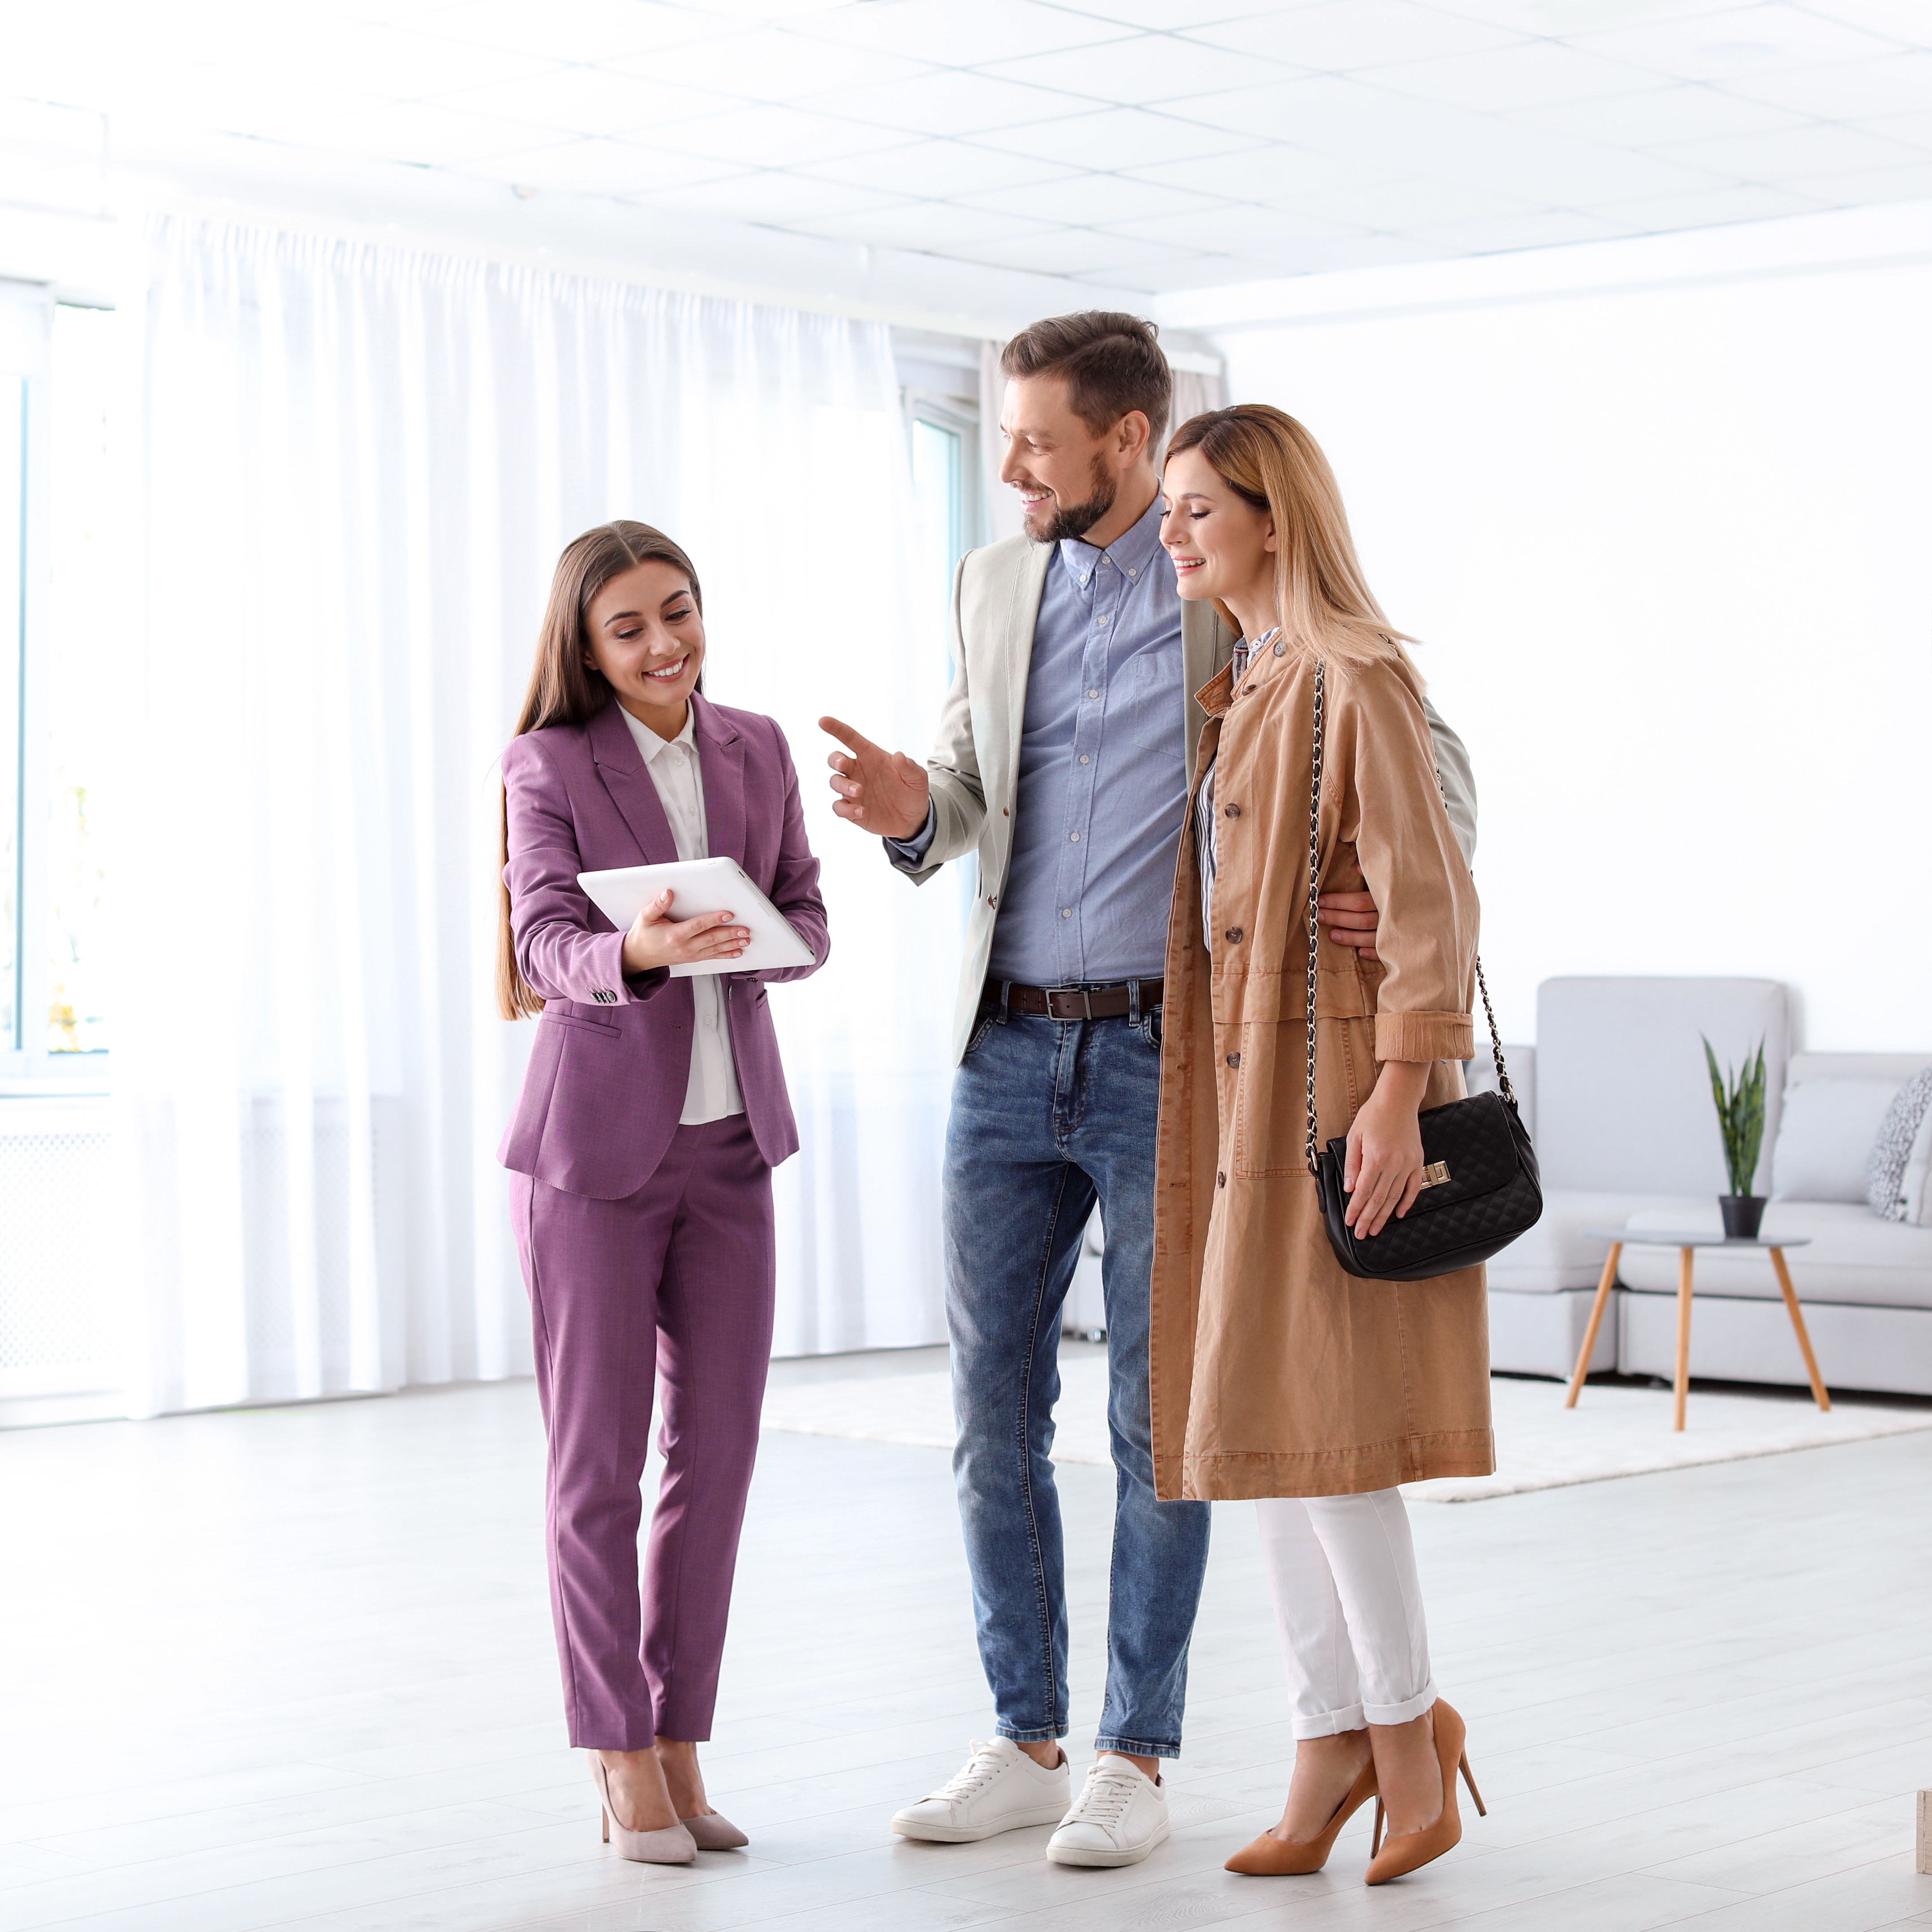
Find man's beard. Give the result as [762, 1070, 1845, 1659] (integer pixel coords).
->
[1026, 455, 1117, 545]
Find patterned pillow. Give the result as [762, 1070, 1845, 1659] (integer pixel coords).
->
[1867, 1067, 1932, 1223]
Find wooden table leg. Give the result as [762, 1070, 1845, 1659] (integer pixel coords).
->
[1674, 1247, 1695, 1431]
[1566, 1244, 1621, 1408]
[1768, 1246, 1832, 1412]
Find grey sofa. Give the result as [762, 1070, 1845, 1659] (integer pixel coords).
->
[1473, 978, 1932, 1397]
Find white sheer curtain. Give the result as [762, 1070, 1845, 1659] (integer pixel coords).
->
[116, 216, 961, 1417]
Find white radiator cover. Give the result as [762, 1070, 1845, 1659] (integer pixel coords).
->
[0, 1097, 118, 1423]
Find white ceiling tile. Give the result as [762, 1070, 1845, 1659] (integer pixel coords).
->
[977, 32, 1302, 107]
[793, 139, 1087, 195]
[1184, 1, 1524, 73]
[1855, 106, 1932, 146]
[1153, 226, 1437, 275]
[1503, 82, 1807, 145]
[1411, 0, 1724, 24]
[1794, 0, 1932, 52]
[411, 0, 735, 63]
[1157, 73, 1730, 202]
[452, 136, 756, 194]
[634, 169, 911, 223]
[786, 0, 1136, 64]
[954, 173, 1236, 224]
[970, 104, 1274, 167]
[1100, 200, 1380, 251]
[1720, 50, 1932, 119]
[213, 90, 558, 164]
[796, 69, 1101, 137]
[1362, 43, 1678, 113]
[1267, 176, 1540, 226]
[432, 65, 740, 136]
[1044, 0, 1291, 28]
[604, 27, 937, 100]
[1648, 120, 1930, 179]
[947, 225, 1206, 272]
[1072, 253, 1253, 293]
[643, 104, 914, 164]
[265, 22, 567, 99]
[1116, 143, 1385, 201]
[1391, 208, 1641, 252]
[1570, 4, 1906, 82]
[1585, 181, 1833, 228]
[1775, 155, 1932, 202]
[788, 200, 1063, 248]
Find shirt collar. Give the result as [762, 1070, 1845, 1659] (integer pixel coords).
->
[1056, 487, 1166, 587]
[618, 701, 695, 766]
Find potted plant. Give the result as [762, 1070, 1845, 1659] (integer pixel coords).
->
[1702, 1035, 1768, 1239]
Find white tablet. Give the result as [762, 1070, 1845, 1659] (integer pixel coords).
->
[576, 856, 815, 979]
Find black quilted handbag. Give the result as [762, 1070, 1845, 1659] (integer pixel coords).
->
[1300, 662, 1543, 1282]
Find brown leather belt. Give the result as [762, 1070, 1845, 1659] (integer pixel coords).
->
[986, 977, 1163, 1020]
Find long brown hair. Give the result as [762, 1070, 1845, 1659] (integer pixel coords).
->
[1165, 404, 1415, 675]
[496, 521, 703, 1020]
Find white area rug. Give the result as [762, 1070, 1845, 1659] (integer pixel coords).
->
[760, 1357, 1932, 1502]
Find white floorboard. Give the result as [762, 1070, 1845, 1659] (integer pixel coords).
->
[1, 1356, 1929, 1932]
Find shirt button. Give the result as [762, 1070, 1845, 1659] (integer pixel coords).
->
[1274, 639, 1287, 656]
[1225, 927, 1243, 943]
[1224, 803, 1240, 818]
[1079, 754, 1090, 765]
[1087, 688, 1100, 699]
[1061, 908, 1072, 918]
[988, 895, 997, 906]
[1128, 568, 1137, 578]
[1226, 1052, 1241, 1068]
[1097, 613, 1110, 625]
[1069, 831, 1080, 842]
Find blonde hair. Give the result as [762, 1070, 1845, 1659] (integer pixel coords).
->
[1165, 404, 1416, 675]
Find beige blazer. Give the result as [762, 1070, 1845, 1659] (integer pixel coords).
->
[886, 531, 1478, 1063]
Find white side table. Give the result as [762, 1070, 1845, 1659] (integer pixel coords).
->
[1566, 1231, 1829, 1431]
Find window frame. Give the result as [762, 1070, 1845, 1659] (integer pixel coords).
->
[0, 286, 103, 1094]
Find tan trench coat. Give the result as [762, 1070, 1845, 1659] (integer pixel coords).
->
[1149, 641, 1497, 1502]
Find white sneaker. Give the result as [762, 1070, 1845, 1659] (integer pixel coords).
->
[890, 1738, 1072, 1843]
[1046, 1754, 1170, 1867]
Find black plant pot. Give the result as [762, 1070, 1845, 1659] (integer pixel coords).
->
[1720, 1195, 1767, 1240]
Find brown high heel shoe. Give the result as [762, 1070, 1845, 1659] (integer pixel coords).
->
[1363, 1699, 1485, 1885]
[1226, 1758, 1378, 1875]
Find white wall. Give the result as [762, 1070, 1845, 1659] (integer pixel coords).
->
[1207, 234, 1932, 1054]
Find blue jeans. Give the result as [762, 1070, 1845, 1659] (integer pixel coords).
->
[942, 991, 1213, 1760]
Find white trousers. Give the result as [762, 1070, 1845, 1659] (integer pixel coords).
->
[1255, 1490, 1437, 1739]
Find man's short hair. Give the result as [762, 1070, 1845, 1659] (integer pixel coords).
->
[1001, 311, 1171, 448]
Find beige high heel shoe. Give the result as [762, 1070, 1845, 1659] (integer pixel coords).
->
[591, 1756, 697, 1864]
[1363, 1699, 1485, 1885]
[679, 1811, 749, 1850]
[1226, 1757, 1378, 1875]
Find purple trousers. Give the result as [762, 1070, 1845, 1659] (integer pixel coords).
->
[511, 1114, 775, 1750]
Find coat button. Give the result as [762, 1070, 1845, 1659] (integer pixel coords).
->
[1224, 927, 1243, 943]
[1223, 803, 1240, 818]
[1226, 1052, 1240, 1068]
[987, 895, 996, 906]
[1217, 1171, 1226, 1187]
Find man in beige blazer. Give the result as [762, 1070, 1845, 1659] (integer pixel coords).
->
[822, 313, 1476, 1868]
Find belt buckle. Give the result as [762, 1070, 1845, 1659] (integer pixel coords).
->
[1047, 985, 1093, 1020]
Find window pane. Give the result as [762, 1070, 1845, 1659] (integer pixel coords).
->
[910, 417, 962, 680]
[0, 376, 21, 1050]
[47, 306, 112, 1055]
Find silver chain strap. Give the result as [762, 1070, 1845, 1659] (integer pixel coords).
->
[1300, 657, 1516, 1179]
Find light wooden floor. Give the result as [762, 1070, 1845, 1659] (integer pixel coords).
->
[3, 1356, 1931, 1932]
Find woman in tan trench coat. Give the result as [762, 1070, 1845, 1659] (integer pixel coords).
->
[1150, 405, 1493, 1886]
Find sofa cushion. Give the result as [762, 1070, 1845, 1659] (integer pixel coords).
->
[1485, 1189, 1704, 1294]
[1769, 1077, 1904, 1202]
[1618, 1202, 1932, 1310]
[1867, 1067, 1932, 1224]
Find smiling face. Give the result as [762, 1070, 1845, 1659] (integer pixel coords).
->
[1160, 444, 1278, 642]
[582, 559, 705, 740]
[998, 372, 1141, 545]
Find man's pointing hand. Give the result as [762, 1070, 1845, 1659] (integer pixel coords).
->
[820, 717, 931, 841]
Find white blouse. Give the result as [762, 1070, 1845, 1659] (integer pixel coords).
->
[618, 703, 745, 1125]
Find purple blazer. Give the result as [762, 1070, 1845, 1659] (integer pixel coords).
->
[498, 695, 829, 1200]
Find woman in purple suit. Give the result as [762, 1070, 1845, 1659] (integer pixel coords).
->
[497, 521, 828, 1864]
